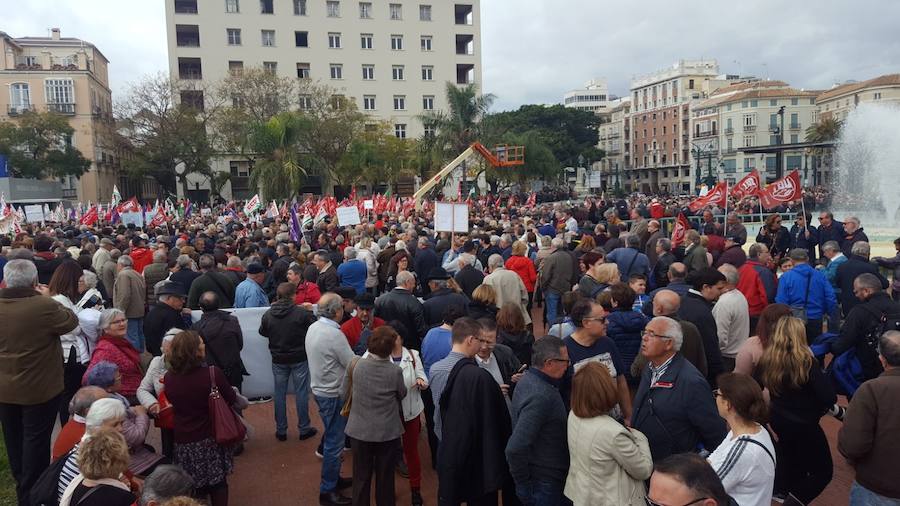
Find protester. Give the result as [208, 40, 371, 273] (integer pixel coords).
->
[139, 465, 196, 506]
[736, 243, 777, 333]
[647, 453, 734, 506]
[52, 386, 109, 460]
[683, 230, 709, 273]
[496, 303, 535, 367]
[58, 427, 135, 506]
[137, 328, 180, 458]
[840, 216, 869, 257]
[733, 304, 792, 382]
[679, 268, 727, 386]
[144, 281, 190, 357]
[712, 265, 750, 372]
[835, 241, 889, 316]
[113, 255, 147, 352]
[422, 267, 469, 328]
[606, 283, 650, 384]
[187, 254, 235, 310]
[86, 308, 144, 403]
[287, 264, 321, 304]
[756, 214, 791, 261]
[483, 254, 531, 328]
[374, 270, 428, 350]
[234, 263, 270, 308]
[541, 238, 576, 326]
[775, 248, 837, 343]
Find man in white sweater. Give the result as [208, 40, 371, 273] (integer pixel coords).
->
[306, 293, 356, 506]
[712, 264, 750, 372]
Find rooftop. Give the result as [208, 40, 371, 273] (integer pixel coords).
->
[0, 29, 109, 63]
[816, 73, 900, 102]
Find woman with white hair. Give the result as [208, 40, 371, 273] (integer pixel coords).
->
[57, 398, 128, 502]
[84, 308, 143, 404]
[138, 328, 181, 457]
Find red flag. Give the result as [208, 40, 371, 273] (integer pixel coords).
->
[526, 192, 536, 208]
[149, 207, 167, 227]
[688, 182, 727, 212]
[731, 170, 761, 199]
[758, 170, 802, 210]
[79, 206, 99, 226]
[117, 197, 140, 213]
[671, 213, 691, 248]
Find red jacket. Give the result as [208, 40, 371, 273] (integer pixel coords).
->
[505, 255, 537, 293]
[341, 316, 385, 349]
[293, 281, 321, 305]
[85, 337, 143, 397]
[130, 247, 153, 274]
[736, 260, 777, 317]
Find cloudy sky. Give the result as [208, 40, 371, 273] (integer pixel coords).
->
[5, 0, 900, 111]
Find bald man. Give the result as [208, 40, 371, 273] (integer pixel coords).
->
[630, 290, 708, 379]
[52, 386, 108, 459]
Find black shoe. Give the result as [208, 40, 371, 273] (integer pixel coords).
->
[319, 491, 351, 506]
[336, 476, 352, 490]
[276, 433, 287, 442]
[411, 489, 423, 506]
[396, 460, 409, 478]
[300, 428, 318, 440]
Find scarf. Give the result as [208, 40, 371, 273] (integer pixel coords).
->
[99, 334, 141, 369]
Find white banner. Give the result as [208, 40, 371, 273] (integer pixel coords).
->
[336, 205, 361, 226]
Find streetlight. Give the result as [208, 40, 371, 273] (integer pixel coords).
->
[803, 148, 811, 186]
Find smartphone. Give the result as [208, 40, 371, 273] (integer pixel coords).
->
[516, 364, 528, 374]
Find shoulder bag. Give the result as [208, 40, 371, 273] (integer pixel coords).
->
[789, 272, 812, 322]
[207, 366, 246, 446]
[340, 356, 361, 417]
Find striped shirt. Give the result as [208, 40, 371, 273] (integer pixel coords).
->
[708, 428, 776, 506]
[57, 445, 80, 501]
[427, 351, 466, 441]
[649, 353, 675, 386]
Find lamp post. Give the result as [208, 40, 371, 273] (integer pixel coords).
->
[775, 106, 785, 179]
[803, 148, 810, 186]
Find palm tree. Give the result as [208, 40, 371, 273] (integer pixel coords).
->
[248, 112, 310, 199]
[805, 117, 842, 144]
[419, 82, 496, 156]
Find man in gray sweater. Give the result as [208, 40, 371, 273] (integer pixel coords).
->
[506, 336, 570, 505]
[306, 293, 355, 506]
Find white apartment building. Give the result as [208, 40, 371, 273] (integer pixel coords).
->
[817, 73, 900, 122]
[165, 0, 481, 198]
[563, 78, 610, 113]
[596, 97, 630, 191]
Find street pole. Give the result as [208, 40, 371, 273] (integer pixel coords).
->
[776, 106, 785, 179]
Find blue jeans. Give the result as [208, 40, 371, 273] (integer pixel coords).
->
[126, 318, 144, 352]
[272, 362, 313, 436]
[315, 395, 347, 493]
[516, 479, 567, 506]
[545, 290, 562, 326]
[850, 482, 900, 506]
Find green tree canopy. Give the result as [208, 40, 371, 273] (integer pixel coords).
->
[0, 111, 90, 180]
[248, 111, 311, 199]
[485, 104, 603, 167]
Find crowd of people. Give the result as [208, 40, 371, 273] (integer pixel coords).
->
[1, 191, 899, 506]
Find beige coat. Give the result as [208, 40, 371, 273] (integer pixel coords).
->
[482, 267, 531, 325]
[565, 412, 653, 506]
[113, 267, 146, 318]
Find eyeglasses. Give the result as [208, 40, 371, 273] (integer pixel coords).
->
[712, 389, 722, 398]
[646, 497, 711, 506]
[548, 357, 571, 365]
[642, 329, 673, 340]
[584, 316, 607, 324]
[474, 336, 496, 348]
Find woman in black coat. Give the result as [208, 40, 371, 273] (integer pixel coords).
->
[756, 214, 791, 262]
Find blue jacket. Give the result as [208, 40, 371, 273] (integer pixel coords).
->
[234, 278, 270, 308]
[606, 247, 651, 282]
[337, 259, 367, 295]
[775, 263, 836, 319]
[606, 309, 650, 383]
[822, 254, 848, 294]
[506, 368, 569, 485]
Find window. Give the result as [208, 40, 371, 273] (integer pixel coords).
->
[360, 34, 373, 49]
[423, 125, 436, 137]
[389, 3, 402, 19]
[296, 62, 310, 78]
[726, 138, 732, 151]
[422, 95, 434, 110]
[790, 98, 798, 105]
[362, 64, 374, 80]
[261, 30, 275, 46]
[45, 78, 75, 112]
[227, 28, 241, 45]
[330, 64, 343, 79]
[228, 60, 244, 76]
[688, 79, 694, 89]
[180, 90, 204, 111]
[295, 31, 308, 47]
[419, 4, 431, 20]
[359, 2, 372, 18]
[177, 57, 202, 80]
[294, 0, 306, 14]
[421, 65, 433, 81]
[874, 92, 882, 100]
[420, 35, 432, 51]
[770, 99, 777, 106]
[327, 0, 340, 16]
[391, 34, 403, 50]
[226, 0, 239, 12]
[392, 65, 404, 80]
[790, 134, 799, 143]
[260, 0, 273, 13]
[175, 0, 198, 14]
[394, 124, 407, 138]
[769, 135, 778, 146]
[769, 113, 778, 128]
[363, 95, 376, 110]
[331, 95, 346, 109]
[393, 95, 406, 110]
[750, 100, 758, 107]
[743, 136, 753, 147]
[790, 112, 799, 128]
[328, 32, 342, 48]
[744, 158, 755, 171]
[299, 94, 312, 110]
[263, 61, 277, 74]
[9, 83, 30, 110]
[176, 24, 200, 46]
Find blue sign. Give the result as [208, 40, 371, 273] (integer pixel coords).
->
[0, 154, 8, 178]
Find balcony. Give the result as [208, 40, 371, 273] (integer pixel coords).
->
[695, 129, 717, 138]
[743, 124, 756, 132]
[768, 125, 780, 133]
[175, 25, 201, 47]
[174, 0, 198, 14]
[608, 132, 621, 139]
[454, 4, 473, 25]
[455, 34, 474, 55]
[456, 63, 475, 85]
[724, 148, 737, 154]
[178, 57, 203, 80]
[724, 127, 734, 135]
[7, 104, 34, 115]
[48, 103, 76, 115]
[789, 122, 801, 130]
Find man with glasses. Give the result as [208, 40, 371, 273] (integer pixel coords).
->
[505, 337, 570, 505]
[474, 318, 522, 407]
[816, 211, 844, 260]
[840, 216, 869, 257]
[647, 453, 736, 506]
[632, 316, 726, 462]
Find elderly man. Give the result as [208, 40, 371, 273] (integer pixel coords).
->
[234, 263, 270, 308]
[306, 293, 355, 506]
[187, 254, 235, 309]
[712, 264, 750, 372]
[194, 291, 246, 390]
[113, 254, 147, 352]
[645, 262, 690, 317]
[454, 252, 484, 298]
[169, 254, 200, 294]
[776, 248, 837, 343]
[838, 330, 900, 505]
[313, 250, 340, 295]
[143, 281, 188, 357]
[820, 240, 848, 294]
[836, 241, 888, 317]
[0, 259, 78, 505]
[790, 213, 819, 264]
[506, 337, 570, 505]
[483, 253, 532, 326]
[100, 248, 121, 303]
[139, 465, 196, 506]
[52, 386, 109, 460]
[817, 212, 845, 259]
[337, 247, 367, 296]
[632, 316, 726, 462]
[539, 238, 574, 326]
[92, 237, 115, 273]
[736, 243, 777, 333]
[841, 216, 869, 257]
[129, 235, 154, 274]
[645, 220, 664, 266]
[631, 290, 708, 380]
[606, 234, 651, 282]
[375, 270, 428, 350]
[724, 212, 748, 245]
[647, 453, 733, 506]
[143, 250, 170, 304]
[650, 238, 676, 289]
[413, 236, 440, 295]
[715, 234, 747, 269]
[423, 267, 470, 328]
[341, 292, 384, 354]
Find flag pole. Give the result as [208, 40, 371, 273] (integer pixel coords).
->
[723, 180, 729, 237]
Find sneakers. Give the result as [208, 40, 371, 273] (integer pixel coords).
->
[829, 404, 846, 422]
[248, 396, 272, 404]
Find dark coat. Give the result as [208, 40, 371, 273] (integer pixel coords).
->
[714, 244, 747, 269]
[454, 264, 485, 298]
[506, 368, 569, 485]
[193, 309, 246, 387]
[422, 288, 470, 328]
[832, 292, 900, 381]
[643, 280, 690, 317]
[143, 303, 188, 356]
[467, 301, 498, 321]
[817, 221, 845, 259]
[413, 247, 440, 294]
[678, 292, 724, 386]
[607, 308, 650, 384]
[438, 358, 512, 503]
[32, 252, 65, 285]
[376, 246, 396, 286]
[756, 225, 791, 259]
[258, 301, 317, 364]
[498, 329, 534, 366]
[841, 228, 870, 257]
[651, 252, 676, 289]
[271, 255, 293, 285]
[187, 270, 235, 309]
[837, 256, 889, 316]
[316, 265, 339, 294]
[374, 288, 428, 350]
[789, 224, 819, 263]
[632, 354, 727, 461]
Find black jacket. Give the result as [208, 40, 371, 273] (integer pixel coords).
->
[756, 225, 791, 259]
[317, 265, 339, 294]
[271, 255, 293, 285]
[817, 221, 845, 259]
[187, 270, 235, 309]
[492, 343, 521, 388]
[374, 288, 428, 350]
[192, 309, 246, 387]
[143, 303, 188, 356]
[454, 265, 484, 298]
[422, 288, 470, 328]
[258, 301, 317, 364]
[652, 252, 676, 289]
[789, 224, 819, 263]
[836, 256, 888, 316]
[832, 292, 900, 381]
[841, 228, 870, 257]
[678, 291, 724, 386]
[468, 301, 498, 321]
[499, 329, 534, 366]
[413, 247, 440, 294]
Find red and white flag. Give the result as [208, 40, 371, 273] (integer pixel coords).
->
[688, 182, 727, 212]
[731, 170, 761, 199]
[526, 192, 536, 208]
[149, 207, 167, 227]
[117, 197, 140, 213]
[671, 213, 692, 248]
[758, 170, 802, 210]
[79, 205, 99, 226]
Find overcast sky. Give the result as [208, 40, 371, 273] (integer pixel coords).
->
[5, 0, 900, 111]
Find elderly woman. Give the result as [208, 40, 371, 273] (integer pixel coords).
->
[468, 284, 499, 320]
[565, 362, 652, 505]
[59, 427, 135, 506]
[577, 251, 607, 299]
[138, 328, 181, 457]
[57, 398, 128, 502]
[85, 308, 143, 403]
[505, 241, 537, 313]
[84, 361, 164, 476]
[345, 326, 407, 506]
[356, 236, 379, 294]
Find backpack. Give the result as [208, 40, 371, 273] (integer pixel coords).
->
[819, 309, 900, 397]
[30, 448, 75, 506]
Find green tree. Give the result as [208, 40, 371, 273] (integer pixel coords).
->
[484, 130, 557, 192]
[299, 85, 367, 187]
[485, 104, 602, 167]
[247, 112, 311, 199]
[805, 116, 842, 143]
[334, 122, 417, 189]
[419, 82, 496, 157]
[0, 111, 90, 179]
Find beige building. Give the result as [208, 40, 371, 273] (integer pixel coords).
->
[816, 73, 900, 122]
[596, 97, 630, 191]
[0, 28, 124, 203]
[563, 78, 610, 114]
[165, 0, 482, 199]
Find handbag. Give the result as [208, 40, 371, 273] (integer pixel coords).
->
[790, 272, 812, 322]
[340, 357, 361, 417]
[207, 366, 246, 446]
[154, 380, 175, 430]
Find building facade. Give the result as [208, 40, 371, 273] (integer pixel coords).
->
[596, 97, 629, 192]
[165, 0, 482, 199]
[816, 73, 900, 121]
[563, 78, 610, 114]
[0, 29, 121, 203]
